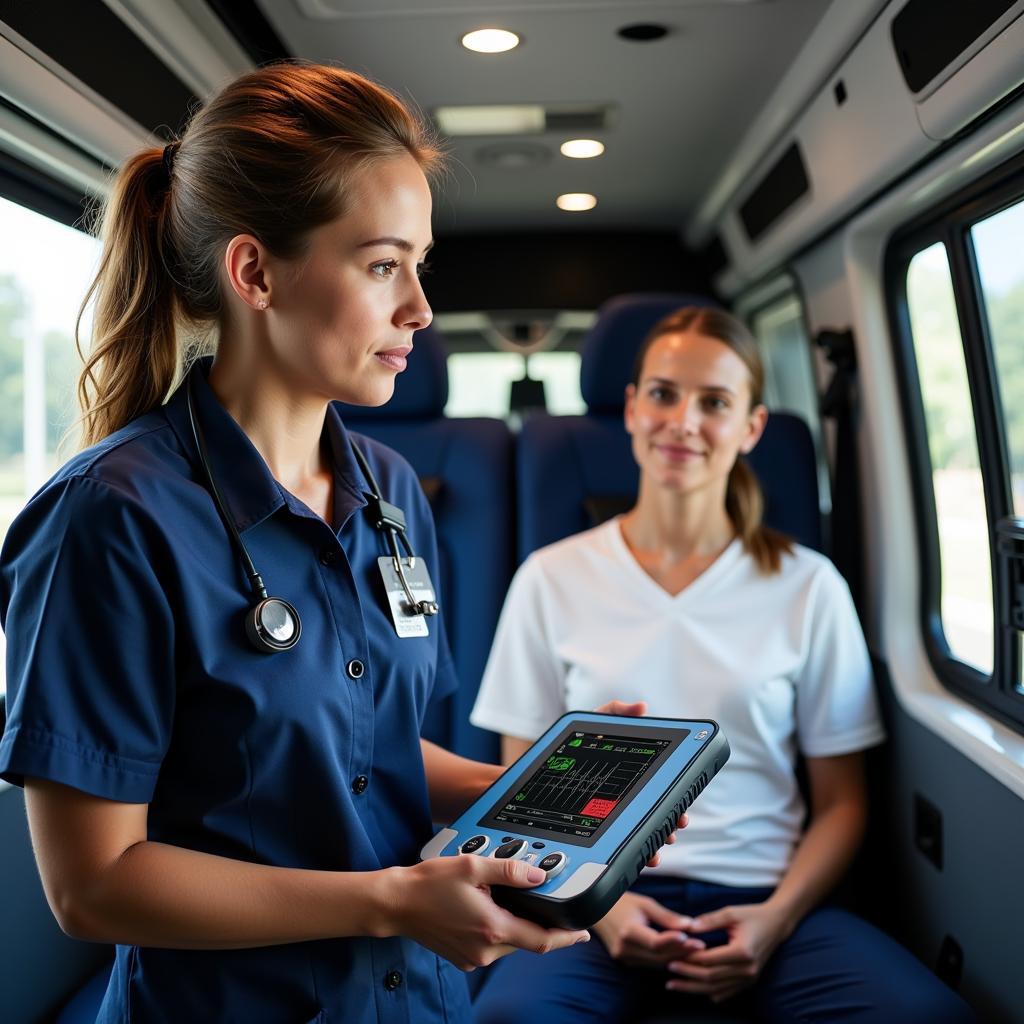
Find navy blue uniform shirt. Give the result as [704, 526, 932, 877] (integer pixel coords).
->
[0, 361, 471, 1023]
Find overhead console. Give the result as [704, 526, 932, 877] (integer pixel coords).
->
[697, 0, 1024, 295]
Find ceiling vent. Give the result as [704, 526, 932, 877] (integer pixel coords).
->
[476, 142, 551, 169]
[544, 107, 610, 132]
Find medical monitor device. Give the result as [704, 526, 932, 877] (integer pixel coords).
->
[420, 712, 729, 929]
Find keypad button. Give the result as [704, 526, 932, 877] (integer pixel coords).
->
[346, 659, 364, 679]
[459, 834, 489, 855]
[501, 836, 514, 843]
[532, 842, 546, 849]
[493, 839, 528, 860]
[537, 851, 567, 879]
[351, 775, 368, 795]
[319, 547, 338, 567]
[384, 970, 403, 991]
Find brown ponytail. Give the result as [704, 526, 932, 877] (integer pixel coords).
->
[633, 306, 795, 574]
[76, 148, 180, 446]
[77, 61, 443, 447]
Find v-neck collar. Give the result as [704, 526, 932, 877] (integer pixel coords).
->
[607, 517, 743, 607]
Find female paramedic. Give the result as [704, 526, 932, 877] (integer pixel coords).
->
[0, 63, 617, 1024]
[470, 307, 976, 1023]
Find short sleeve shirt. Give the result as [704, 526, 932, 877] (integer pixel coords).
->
[0, 360, 469, 1024]
[470, 519, 885, 889]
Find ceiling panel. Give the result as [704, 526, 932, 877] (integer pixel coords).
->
[256, 0, 832, 233]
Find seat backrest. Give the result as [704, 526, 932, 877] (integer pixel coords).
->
[341, 325, 513, 762]
[517, 293, 822, 561]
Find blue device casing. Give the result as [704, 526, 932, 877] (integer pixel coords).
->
[421, 712, 730, 929]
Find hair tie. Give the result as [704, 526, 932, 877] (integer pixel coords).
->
[162, 141, 180, 181]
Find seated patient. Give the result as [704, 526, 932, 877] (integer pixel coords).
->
[469, 307, 974, 1024]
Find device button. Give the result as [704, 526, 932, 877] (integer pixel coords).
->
[532, 842, 546, 850]
[493, 839, 528, 860]
[383, 970, 403, 991]
[537, 851, 567, 879]
[501, 836, 514, 843]
[459, 834, 489, 855]
[351, 774, 368, 795]
[346, 659, 365, 679]
[319, 547, 339, 567]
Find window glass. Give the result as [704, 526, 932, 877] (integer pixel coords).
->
[906, 242, 993, 674]
[752, 294, 818, 420]
[971, 199, 1024, 517]
[445, 351, 584, 418]
[0, 195, 100, 695]
[750, 293, 829, 512]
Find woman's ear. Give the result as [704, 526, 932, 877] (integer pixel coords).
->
[740, 403, 768, 455]
[223, 234, 272, 312]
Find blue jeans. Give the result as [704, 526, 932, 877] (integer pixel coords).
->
[472, 876, 976, 1024]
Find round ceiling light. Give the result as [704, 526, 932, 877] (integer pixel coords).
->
[461, 28, 520, 53]
[560, 139, 605, 159]
[556, 193, 598, 212]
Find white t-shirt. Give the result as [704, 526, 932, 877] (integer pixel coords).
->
[470, 519, 885, 888]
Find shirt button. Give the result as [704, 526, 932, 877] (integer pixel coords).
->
[346, 659, 364, 679]
[319, 547, 338, 567]
[352, 775, 368, 795]
[384, 970, 402, 991]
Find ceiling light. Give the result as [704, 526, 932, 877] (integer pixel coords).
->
[560, 139, 605, 159]
[556, 193, 597, 212]
[461, 28, 520, 53]
[435, 105, 545, 135]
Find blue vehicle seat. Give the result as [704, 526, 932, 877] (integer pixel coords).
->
[342, 324, 513, 763]
[516, 293, 821, 562]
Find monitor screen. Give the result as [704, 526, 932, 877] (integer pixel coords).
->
[480, 721, 689, 847]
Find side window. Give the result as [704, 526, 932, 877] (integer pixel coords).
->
[749, 292, 830, 511]
[905, 243, 993, 674]
[889, 173, 1024, 730]
[0, 195, 100, 696]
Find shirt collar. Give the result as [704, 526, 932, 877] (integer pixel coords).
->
[163, 358, 369, 535]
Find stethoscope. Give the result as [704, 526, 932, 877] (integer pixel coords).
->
[186, 372, 438, 655]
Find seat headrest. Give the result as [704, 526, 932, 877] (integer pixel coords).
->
[341, 323, 449, 420]
[580, 293, 717, 414]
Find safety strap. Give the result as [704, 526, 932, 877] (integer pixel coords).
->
[817, 327, 864, 614]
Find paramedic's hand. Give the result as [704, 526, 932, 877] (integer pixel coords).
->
[385, 856, 590, 972]
[592, 700, 689, 867]
[593, 891, 705, 967]
[666, 901, 790, 1003]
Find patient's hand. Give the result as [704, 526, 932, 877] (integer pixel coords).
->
[593, 699, 648, 718]
[594, 891, 705, 968]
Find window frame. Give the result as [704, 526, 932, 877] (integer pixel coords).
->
[885, 147, 1024, 731]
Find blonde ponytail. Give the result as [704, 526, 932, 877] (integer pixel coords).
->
[725, 456, 793, 574]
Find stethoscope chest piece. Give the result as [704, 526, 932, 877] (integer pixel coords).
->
[246, 597, 302, 653]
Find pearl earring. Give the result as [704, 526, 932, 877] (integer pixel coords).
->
[257, 299, 269, 310]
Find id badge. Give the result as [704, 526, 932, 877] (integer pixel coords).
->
[378, 556, 436, 638]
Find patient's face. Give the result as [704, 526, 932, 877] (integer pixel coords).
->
[624, 331, 766, 497]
